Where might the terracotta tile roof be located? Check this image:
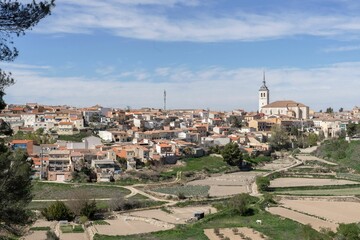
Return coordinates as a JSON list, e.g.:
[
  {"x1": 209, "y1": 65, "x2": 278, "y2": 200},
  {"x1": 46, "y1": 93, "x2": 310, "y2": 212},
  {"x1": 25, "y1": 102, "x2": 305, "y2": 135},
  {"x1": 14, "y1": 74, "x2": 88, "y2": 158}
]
[{"x1": 262, "y1": 100, "x2": 306, "y2": 108}]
